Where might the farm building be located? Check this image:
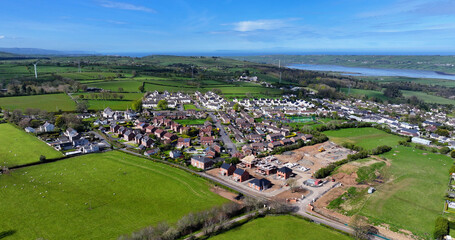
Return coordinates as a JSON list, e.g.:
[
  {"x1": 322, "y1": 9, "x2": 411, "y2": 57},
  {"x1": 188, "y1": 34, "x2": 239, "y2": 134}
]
[
  {"x1": 277, "y1": 167, "x2": 293, "y2": 179},
  {"x1": 249, "y1": 178, "x2": 271, "y2": 191},
  {"x1": 219, "y1": 163, "x2": 236, "y2": 176},
  {"x1": 233, "y1": 168, "x2": 250, "y2": 182},
  {"x1": 191, "y1": 156, "x2": 213, "y2": 170},
  {"x1": 411, "y1": 137, "x2": 431, "y2": 146}
]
